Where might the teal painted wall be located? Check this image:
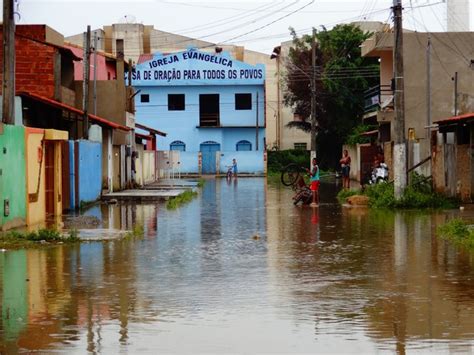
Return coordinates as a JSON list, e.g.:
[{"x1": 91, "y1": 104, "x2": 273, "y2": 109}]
[
  {"x1": 1, "y1": 251, "x2": 28, "y2": 340},
  {"x1": 0, "y1": 125, "x2": 26, "y2": 229}
]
